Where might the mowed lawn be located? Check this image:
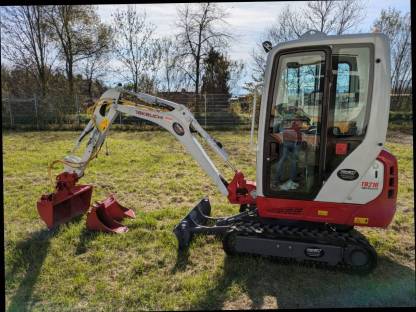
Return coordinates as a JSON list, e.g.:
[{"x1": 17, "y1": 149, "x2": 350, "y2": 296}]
[{"x1": 3, "y1": 129, "x2": 415, "y2": 310}]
